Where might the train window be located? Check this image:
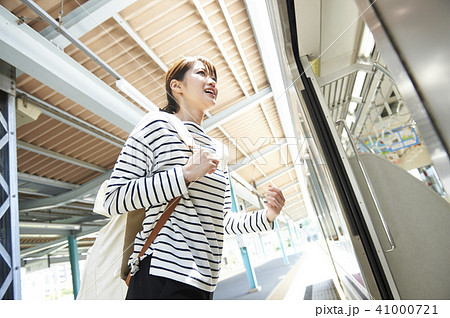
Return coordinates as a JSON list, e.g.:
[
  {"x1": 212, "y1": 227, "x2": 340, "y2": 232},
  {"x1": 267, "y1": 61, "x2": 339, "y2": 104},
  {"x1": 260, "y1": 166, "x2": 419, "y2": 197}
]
[{"x1": 321, "y1": 41, "x2": 447, "y2": 199}]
